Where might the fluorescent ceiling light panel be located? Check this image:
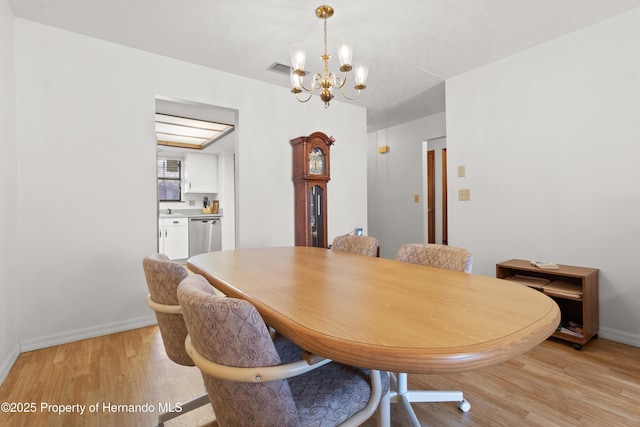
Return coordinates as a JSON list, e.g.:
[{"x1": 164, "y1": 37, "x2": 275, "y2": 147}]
[{"x1": 155, "y1": 113, "x2": 234, "y2": 150}]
